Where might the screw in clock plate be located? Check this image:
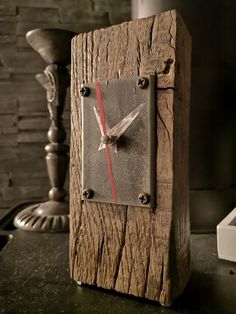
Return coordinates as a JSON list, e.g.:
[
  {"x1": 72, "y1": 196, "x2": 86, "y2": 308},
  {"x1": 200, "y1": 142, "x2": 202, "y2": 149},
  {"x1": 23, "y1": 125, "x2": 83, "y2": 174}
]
[
  {"x1": 80, "y1": 86, "x2": 90, "y2": 97},
  {"x1": 138, "y1": 193, "x2": 150, "y2": 205},
  {"x1": 83, "y1": 189, "x2": 94, "y2": 199},
  {"x1": 136, "y1": 77, "x2": 149, "y2": 89}
]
